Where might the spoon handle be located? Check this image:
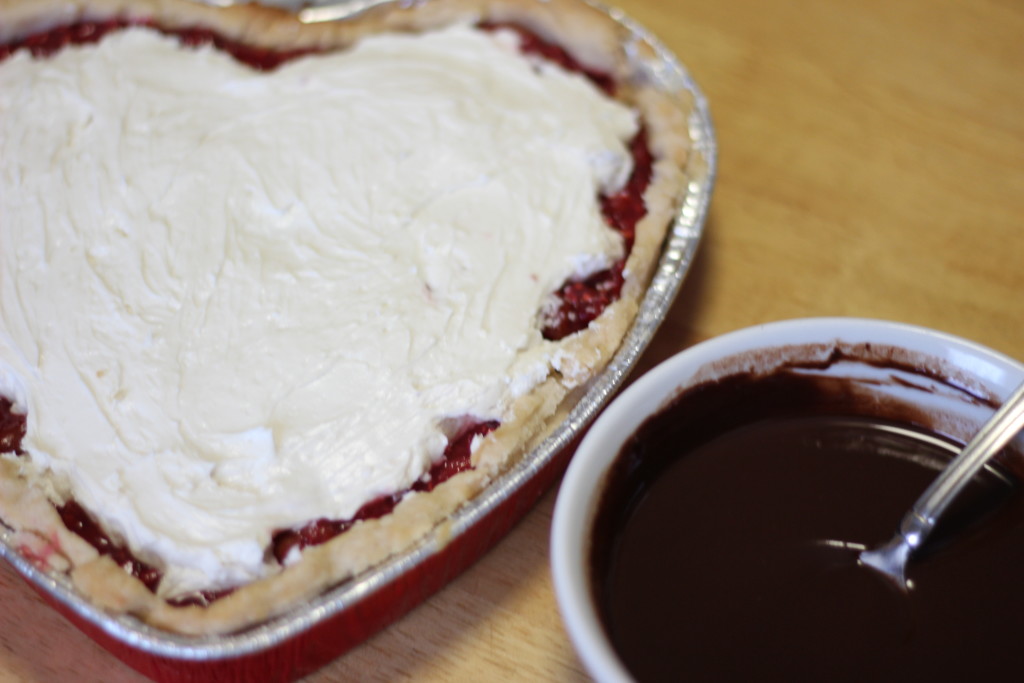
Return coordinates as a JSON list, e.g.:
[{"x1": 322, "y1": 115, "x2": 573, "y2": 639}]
[
  {"x1": 299, "y1": 0, "x2": 396, "y2": 23},
  {"x1": 899, "y1": 380, "x2": 1024, "y2": 550}
]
